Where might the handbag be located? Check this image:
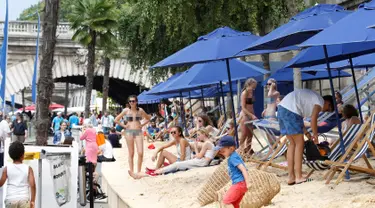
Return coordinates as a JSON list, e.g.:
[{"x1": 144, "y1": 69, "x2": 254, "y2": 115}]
[{"x1": 304, "y1": 140, "x2": 325, "y2": 161}]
